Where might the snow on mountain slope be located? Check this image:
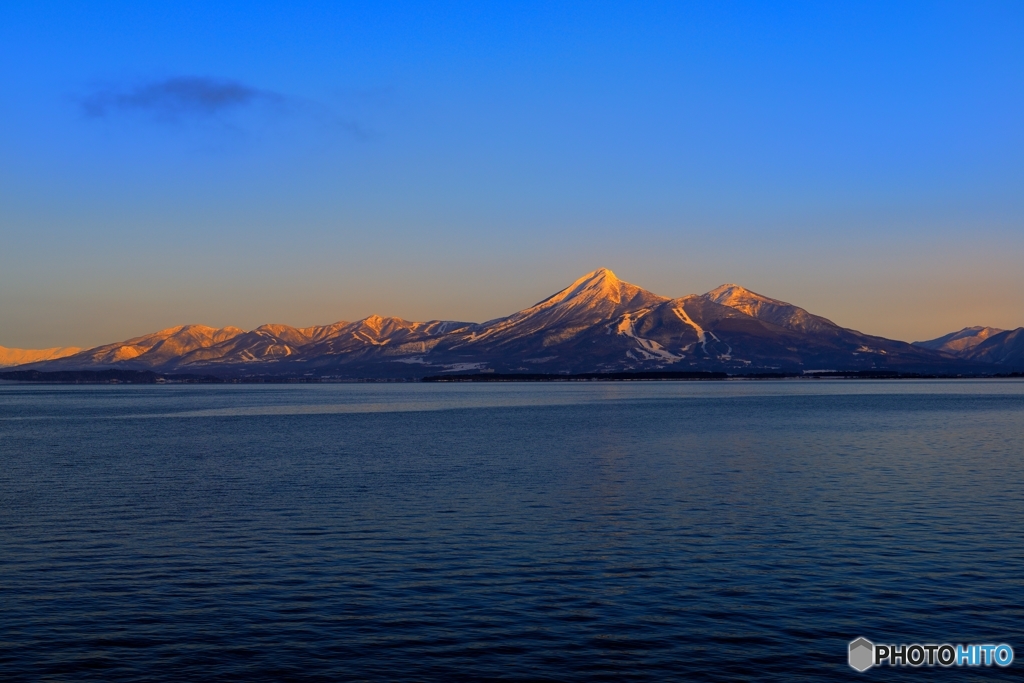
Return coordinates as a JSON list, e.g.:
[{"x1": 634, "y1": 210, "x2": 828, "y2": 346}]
[
  {"x1": 128, "y1": 325, "x2": 249, "y2": 365},
  {"x1": 624, "y1": 295, "x2": 809, "y2": 366},
  {"x1": 612, "y1": 310, "x2": 684, "y2": 362},
  {"x1": 12, "y1": 268, "x2": 1005, "y2": 376},
  {"x1": 703, "y1": 284, "x2": 840, "y2": 334},
  {"x1": 624, "y1": 297, "x2": 738, "y2": 361},
  {"x1": 298, "y1": 321, "x2": 350, "y2": 342},
  {"x1": 448, "y1": 268, "x2": 667, "y2": 350},
  {"x1": 158, "y1": 318, "x2": 474, "y2": 368},
  {"x1": 172, "y1": 325, "x2": 313, "y2": 367},
  {"x1": 521, "y1": 268, "x2": 666, "y2": 321},
  {"x1": 25, "y1": 325, "x2": 246, "y2": 369},
  {"x1": 0, "y1": 346, "x2": 81, "y2": 368},
  {"x1": 963, "y1": 327, "x2": 1024, "y2": 366},
  {"x1": 302, "y1": 316, "x2": 474, "y2": 358},
  {"x1": 914, "y1": 326, "x2": 1005, "y2": 355}
]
